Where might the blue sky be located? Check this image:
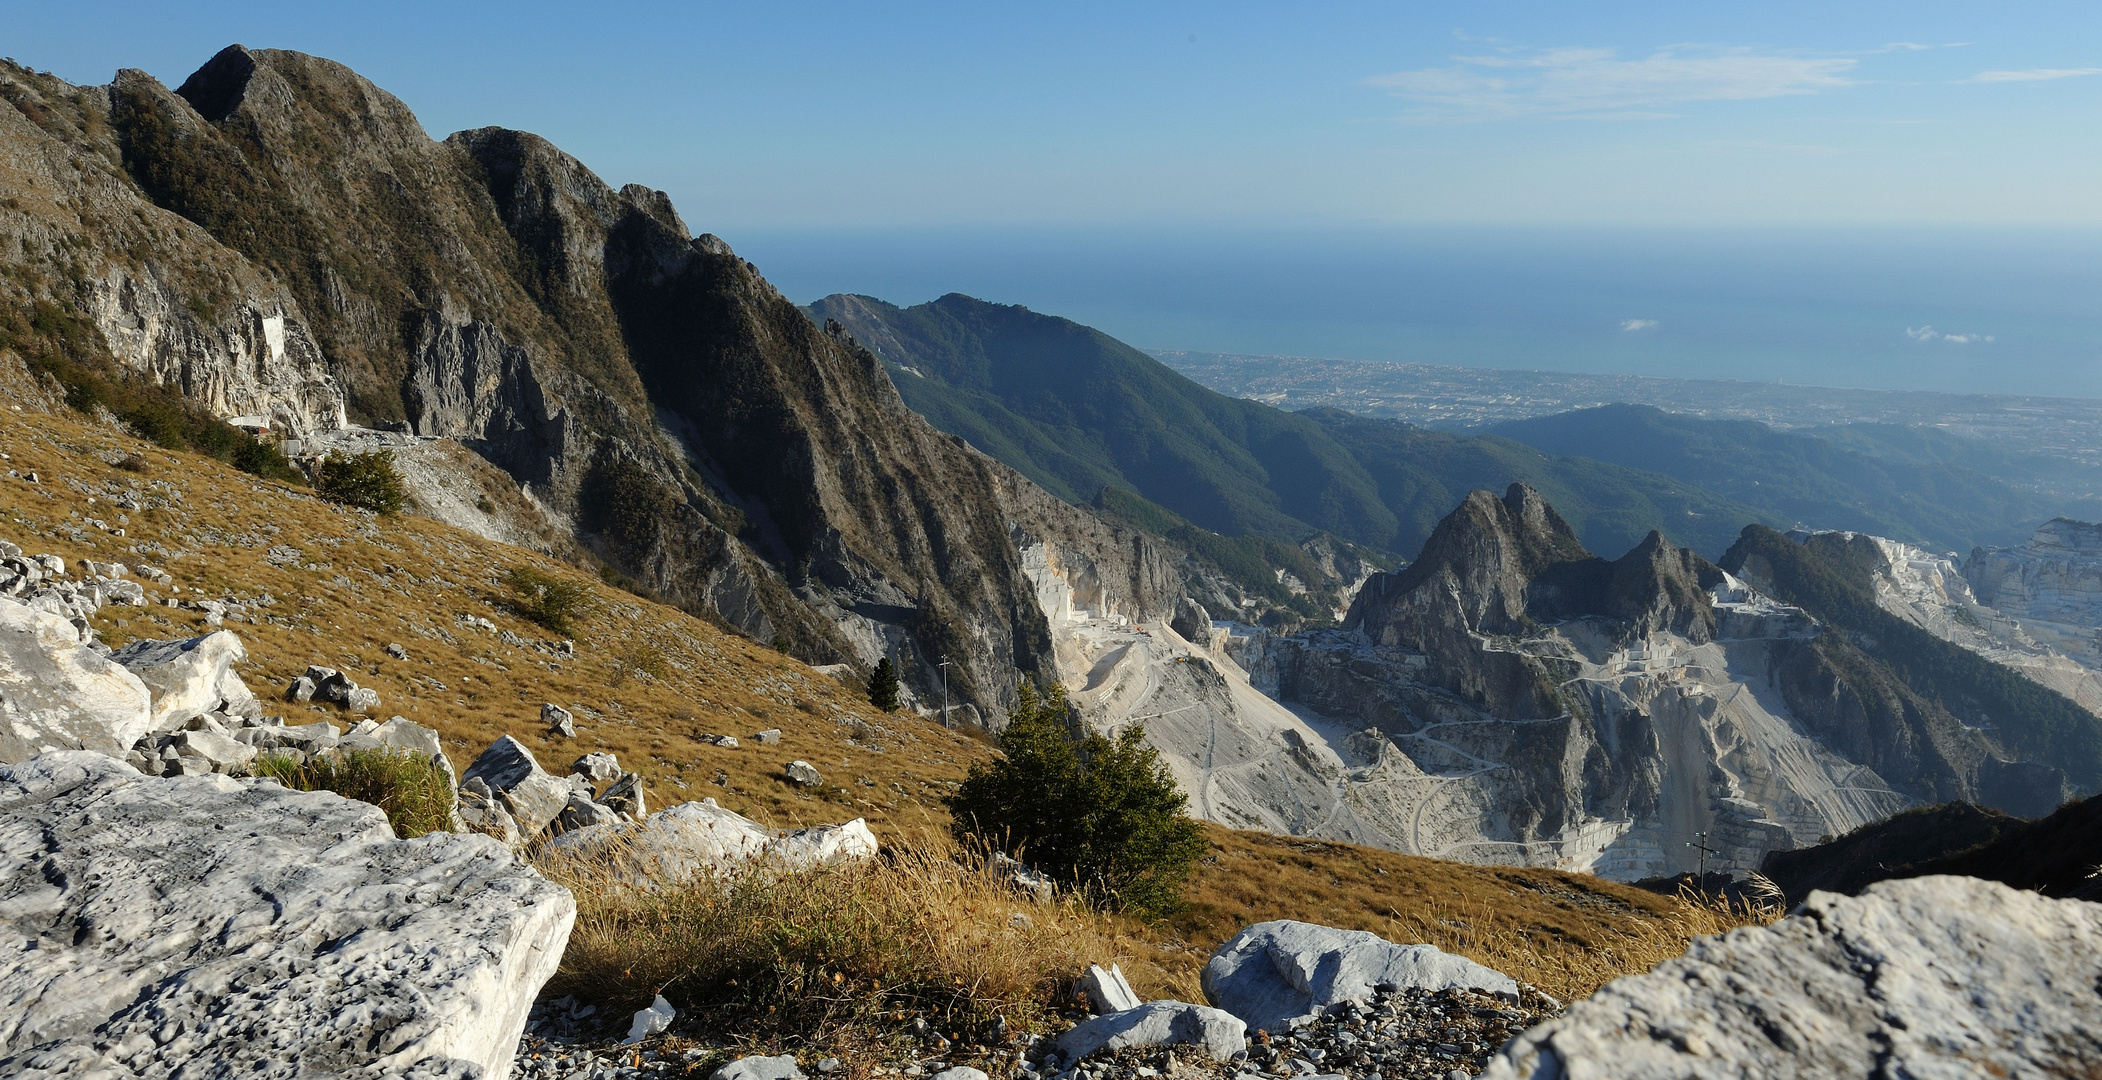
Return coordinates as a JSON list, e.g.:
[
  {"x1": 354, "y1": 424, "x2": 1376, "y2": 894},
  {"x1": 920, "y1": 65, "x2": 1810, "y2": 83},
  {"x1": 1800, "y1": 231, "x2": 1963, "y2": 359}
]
[{"x1": 10, "y1": 2, "x2": 2102, "y2": 229}]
